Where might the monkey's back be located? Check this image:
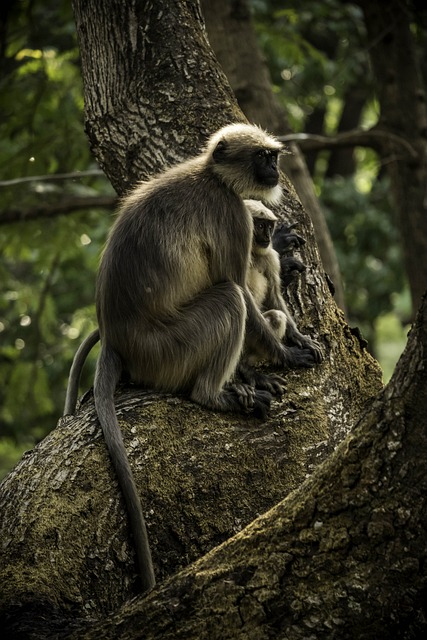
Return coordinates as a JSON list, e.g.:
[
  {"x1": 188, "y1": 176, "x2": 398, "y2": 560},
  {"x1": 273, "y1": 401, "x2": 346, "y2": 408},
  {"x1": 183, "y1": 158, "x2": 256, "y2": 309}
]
[{"x1": 96, "y1": 158, "x2": 252, "y2": 340}]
